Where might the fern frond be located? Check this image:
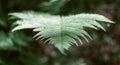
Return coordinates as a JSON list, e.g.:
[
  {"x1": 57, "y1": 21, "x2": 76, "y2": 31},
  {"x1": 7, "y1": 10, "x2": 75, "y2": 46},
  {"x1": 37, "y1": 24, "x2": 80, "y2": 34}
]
[{"x1": 9, "y1": 12, "x2": 114, "y2": 54}]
